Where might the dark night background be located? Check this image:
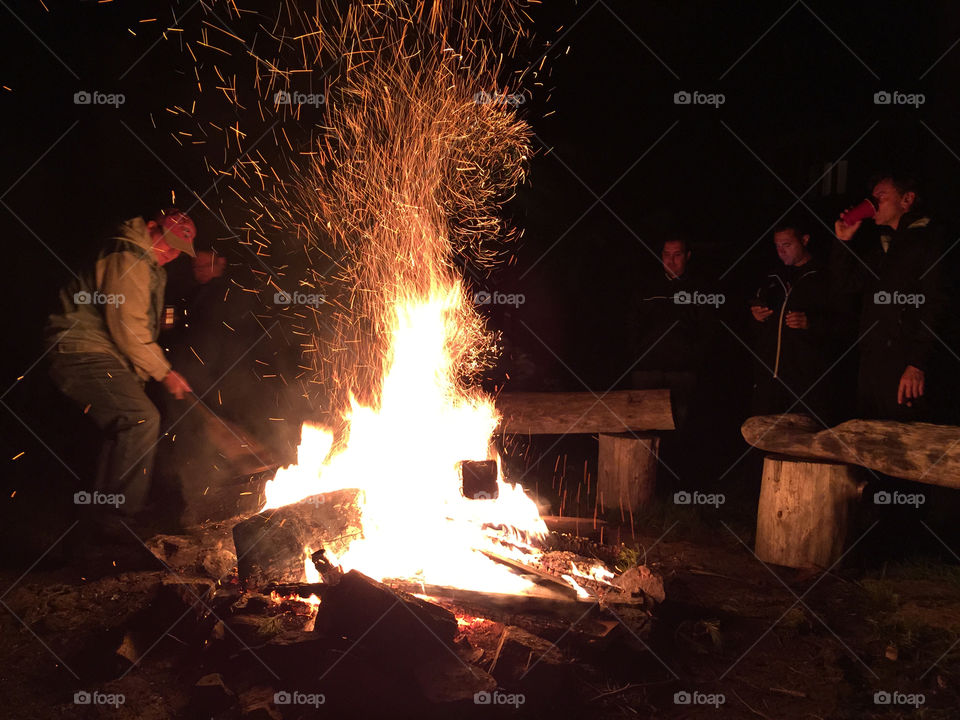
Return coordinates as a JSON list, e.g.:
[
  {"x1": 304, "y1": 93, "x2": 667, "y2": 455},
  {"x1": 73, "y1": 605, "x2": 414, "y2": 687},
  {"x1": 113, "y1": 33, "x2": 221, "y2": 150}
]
[{"x1": 3, "y1": 1, "x2": 960, "y2": 524}]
